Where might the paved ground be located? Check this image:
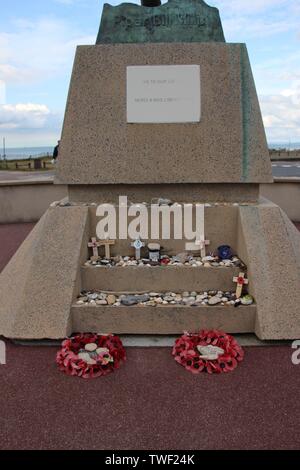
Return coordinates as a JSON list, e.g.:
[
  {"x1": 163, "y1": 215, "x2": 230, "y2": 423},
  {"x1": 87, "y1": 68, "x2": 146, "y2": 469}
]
[
  {"x1": 0, "y1": 162, "x2": 300, "y2": 183},
  {"x1": 0, "y1": 170, "x2": 54, "y2": 182},
  {"x1": 0, "y1": 342, "x2": 299, "y2": 450},
  {"x1": 0, "y1": 223, "x2": 35, "y2": 270},
  {"x1": 272, "y1": 161, "x2": 300, "y2": 178},
  {"x1": 0, "y1": 223, "x2": 299, "y2": 450}
]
